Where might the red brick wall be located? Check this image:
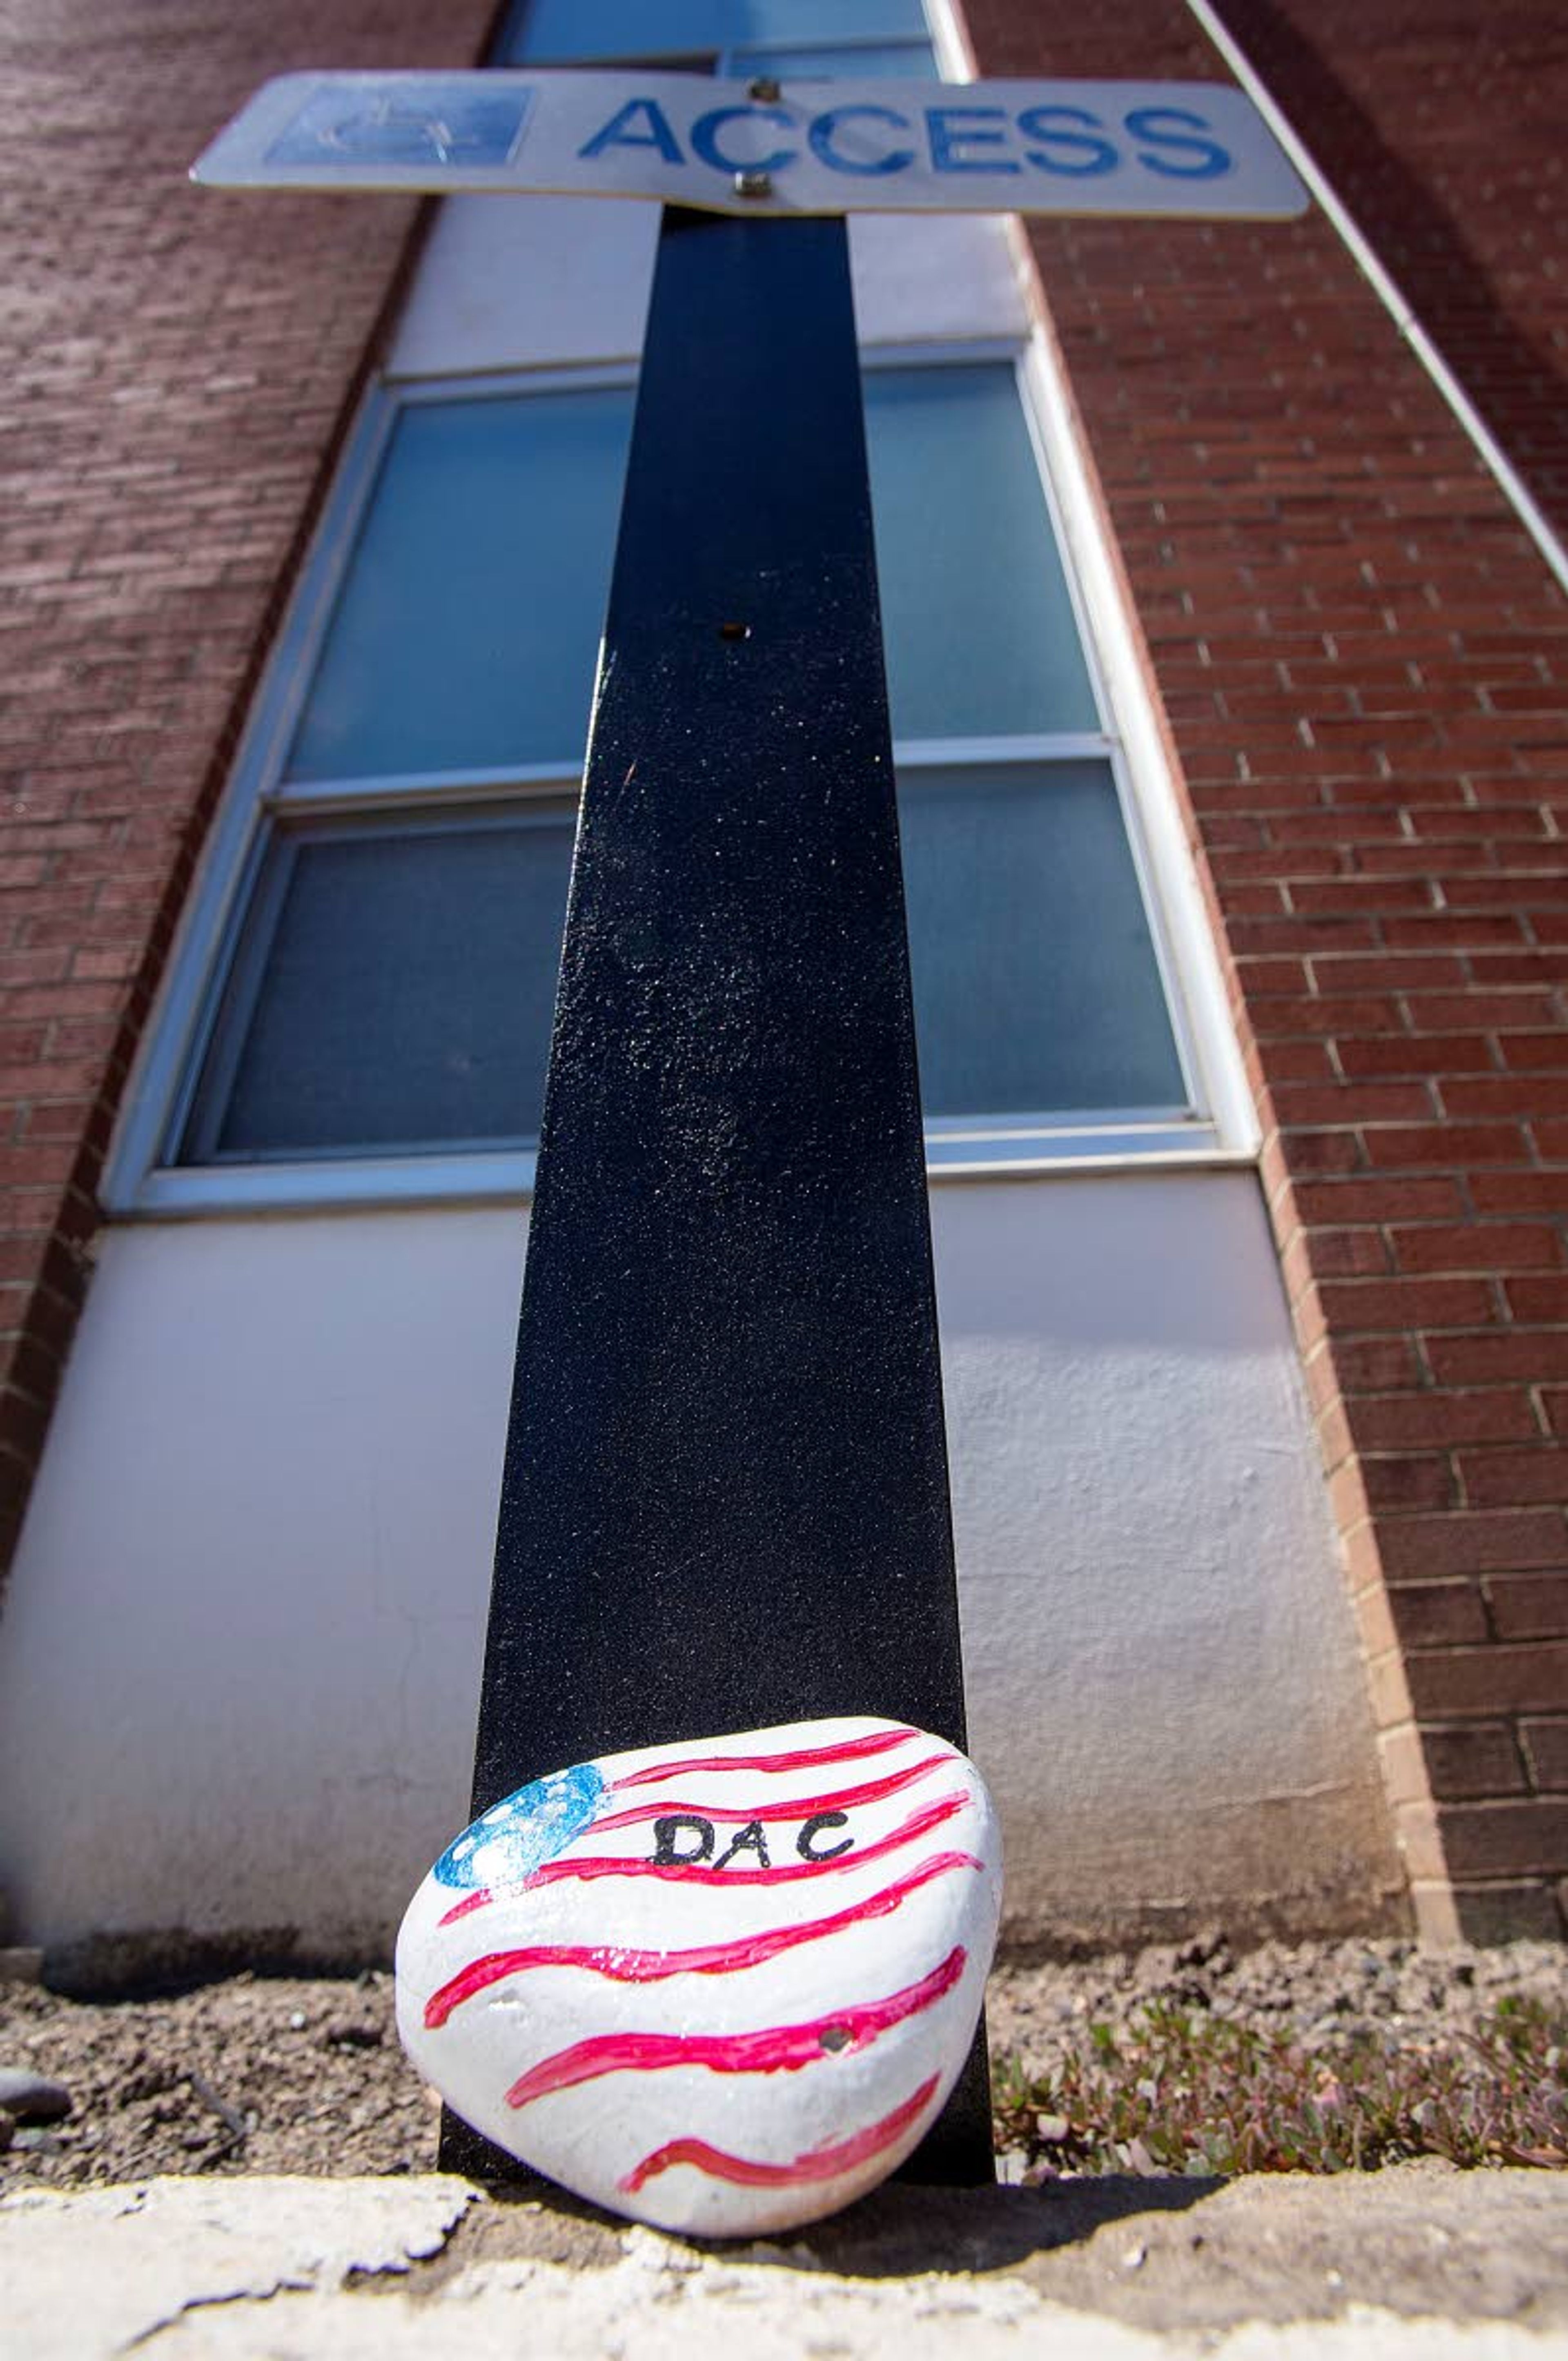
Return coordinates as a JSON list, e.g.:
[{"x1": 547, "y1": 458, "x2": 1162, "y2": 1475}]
[
  {"x1": 0, "y1": 0, "x2": 498, "y2": 1568},
  {"x1": 964, "y1": 0, "x2": 1568, "y2": 1935},
  {"x1": 4, "y1": 0, "x2": 1564, "y2": 1940}
]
